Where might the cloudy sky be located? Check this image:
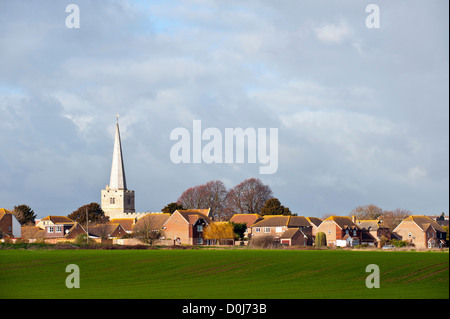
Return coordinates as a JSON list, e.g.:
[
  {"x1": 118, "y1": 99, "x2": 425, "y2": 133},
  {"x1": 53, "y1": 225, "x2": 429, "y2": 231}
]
[{"x1": 0, "y1": 0, "x2": 448, "y2": 219}]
